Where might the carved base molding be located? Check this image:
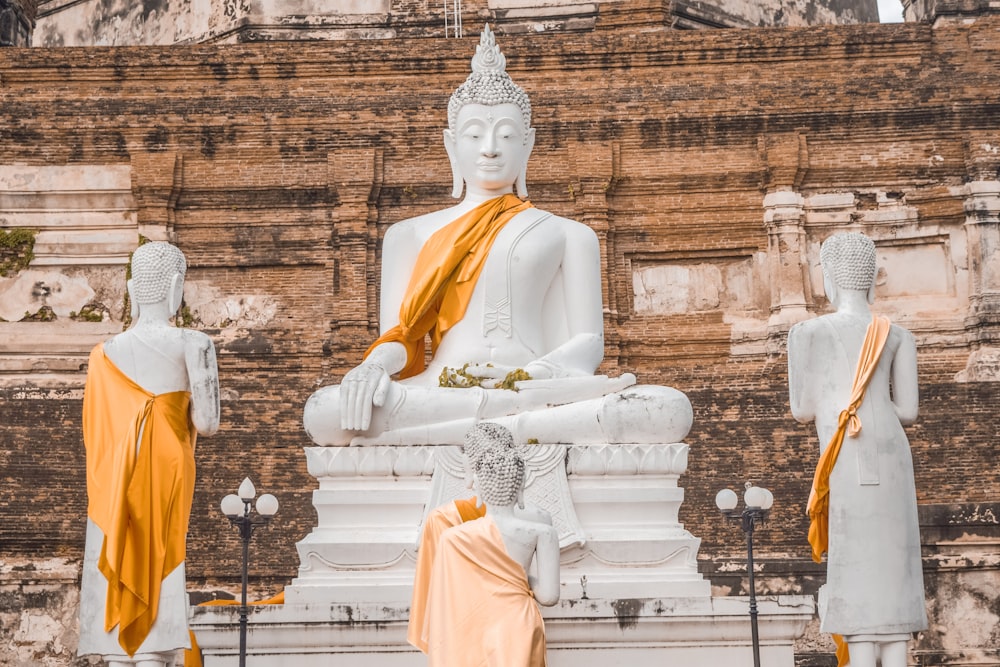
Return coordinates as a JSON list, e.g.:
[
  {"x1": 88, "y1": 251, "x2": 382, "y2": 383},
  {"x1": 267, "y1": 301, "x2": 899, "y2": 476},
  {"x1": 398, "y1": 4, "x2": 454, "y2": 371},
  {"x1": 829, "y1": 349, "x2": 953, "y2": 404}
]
[
  {"x1": 287, "y1": 442, "x2": 708, "y2": 604},
  {"x1": 190, "y1": 595, "x2": 814, "y2": 666}
]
